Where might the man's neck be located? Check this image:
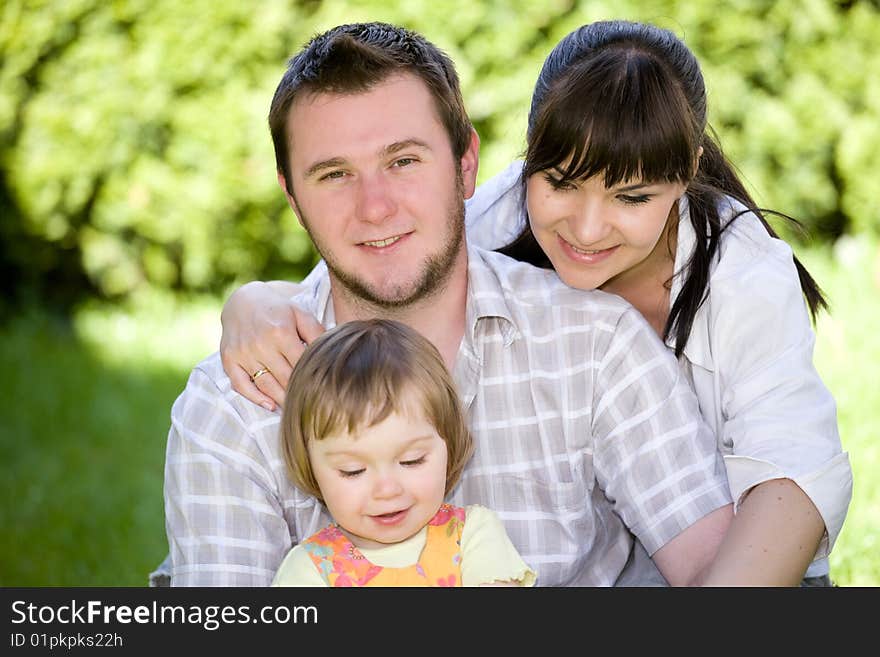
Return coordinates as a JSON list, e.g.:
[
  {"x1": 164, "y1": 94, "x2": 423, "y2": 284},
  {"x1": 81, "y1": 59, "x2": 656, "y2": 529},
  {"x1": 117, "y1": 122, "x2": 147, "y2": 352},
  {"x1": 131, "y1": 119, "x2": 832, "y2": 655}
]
[{"x1": 330, "y1": 249, "x2": 469, "y2": 370}]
